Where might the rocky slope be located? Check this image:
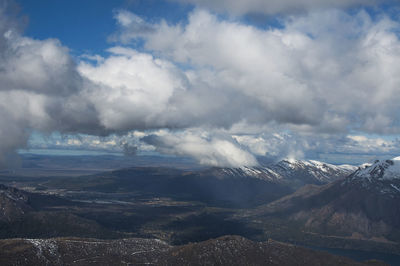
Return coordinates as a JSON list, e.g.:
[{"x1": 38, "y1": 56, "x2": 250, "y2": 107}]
[
  {"x1": 0, "y1": 184, "x2": 119, "y2": 239},
  {"x1": 0, "y1": 235, "x2": 385, "y2": 266},
  {"x1": 0, "y1": 184, "x2": 33, "y2": 222},
  {"x1": 247, "y1": 157, "x2": 400, "y2": 245}
]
